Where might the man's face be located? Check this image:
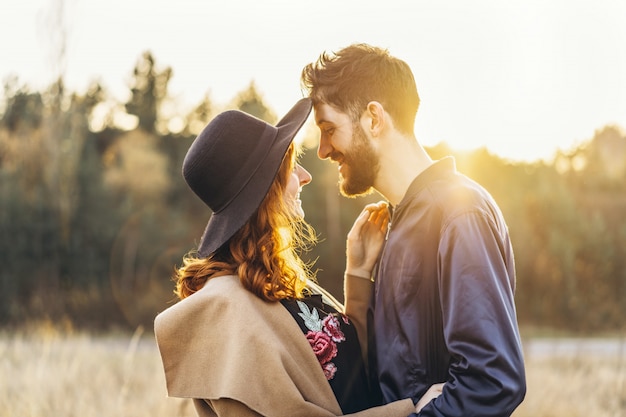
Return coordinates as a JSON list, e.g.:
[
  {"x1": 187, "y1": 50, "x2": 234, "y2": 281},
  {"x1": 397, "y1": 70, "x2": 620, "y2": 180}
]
[{"x1": 314, "y1": 103, "x2": 379, "y2": 197}]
